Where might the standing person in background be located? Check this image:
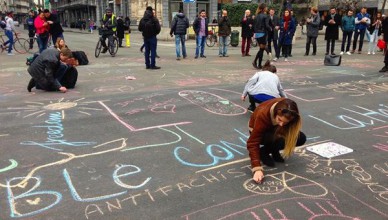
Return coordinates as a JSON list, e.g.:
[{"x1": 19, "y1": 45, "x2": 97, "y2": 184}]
[
  {"x1": 89, "y1": 19, "x2": 95, "y2": 33},
  {"x1": 138, "y1": 6, "x2": 161, "y2": 69},
  {"x1": 34, "y1": 10, "x2": 50, "y2": 53},
  {"x1": 340, "y1": 9, "x2": 355, "y2": 55},
  {"x1": 44, "y1": 9, "x2": 64, "y2": 45},
  {"x1": 267, "y1": 8, "x2": 280, "y2": 61},
  {"x1": 218, "y1": 9, "x2": 231, "y2": 57},
  {"x1": 193, "y1": 10, "x2": 209, "y2": 59},
  {"x1": 1, "y1": 11, "x2": 17, "y2": 55},
  {"x1": 367, "y1": 12, "x2": 382, "y2": 55},
  {"x1": 380, "y1": 14, "x2": 388, "y2": 73},
  {"x1": 252, "y1": 3, "x2": 270, "y2": 69},
  {"x1": 288, "y1": 9, "x2": 297, "y2": 57},
  {"x1": 324, "y1": 7, "x2": 341, "y2": 55},
  {"x1": 352, "y1": 7, "x2": 370, "y2": 54},
  {"x1": 241, "y1": 9, "x2": 254, "y2": 57},
  {"x1": 116, "y1": 16, "x2": 125, "y2": 47},
  {"x1": 124, "y1": 16, "x2": 131, "y2": 33},
  {"x1": 278, "y1": 9, "x2": 295, "y2": 62},
  {"x1": 304, "y1": 7, "x2": 320, "y2": 56},
  {"x1": 170, "y1": 9, "x2": 189, "y2": 60},
  {"x1": 26, "y1": 10, "x2": 36, "y2": 50}
]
